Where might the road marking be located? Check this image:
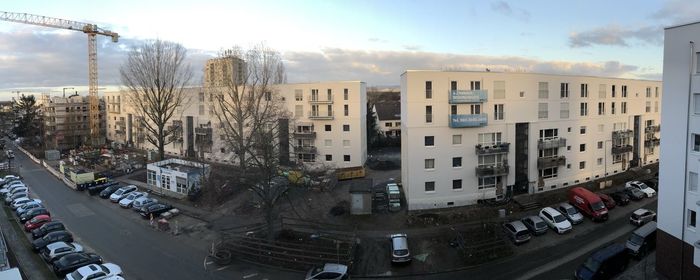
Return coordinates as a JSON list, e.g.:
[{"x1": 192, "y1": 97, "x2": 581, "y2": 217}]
[
  {"x1": 216, "y1": 265, "x2": 231, "y2": 271},
  {"x1": 243, "y1": 273, "x2": 258, "y2": 279}
]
